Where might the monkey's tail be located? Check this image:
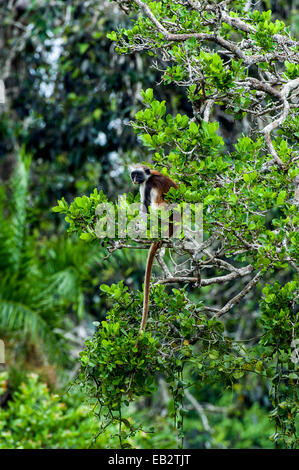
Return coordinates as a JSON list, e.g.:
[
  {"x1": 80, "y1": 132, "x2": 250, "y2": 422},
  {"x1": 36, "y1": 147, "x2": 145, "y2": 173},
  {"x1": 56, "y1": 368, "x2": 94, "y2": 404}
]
[{"x1": 139, "y1": 241, "x2": 161, "y2": 334}]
